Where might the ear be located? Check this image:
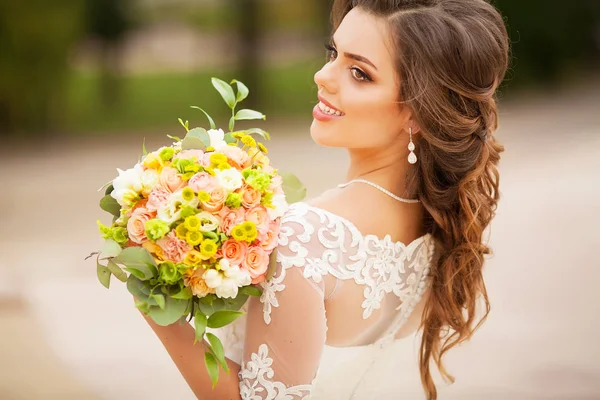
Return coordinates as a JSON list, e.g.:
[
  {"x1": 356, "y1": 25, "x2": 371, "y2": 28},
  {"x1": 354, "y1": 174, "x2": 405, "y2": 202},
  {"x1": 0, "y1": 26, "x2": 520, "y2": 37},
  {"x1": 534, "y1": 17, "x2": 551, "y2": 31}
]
[{"x1": 407, "y1": 117, "x2": 421, "y2": 135}]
